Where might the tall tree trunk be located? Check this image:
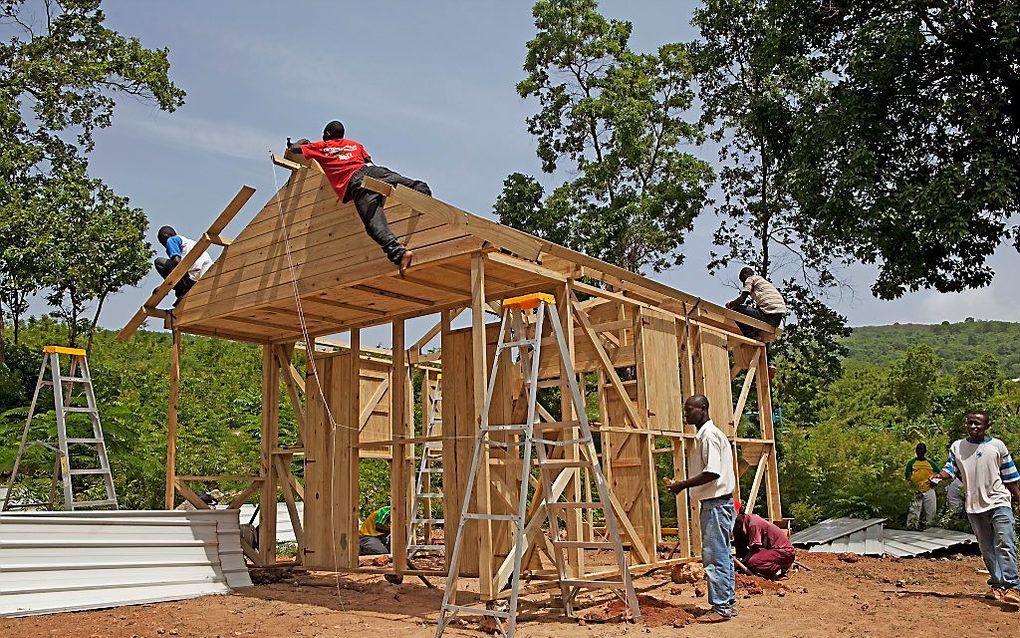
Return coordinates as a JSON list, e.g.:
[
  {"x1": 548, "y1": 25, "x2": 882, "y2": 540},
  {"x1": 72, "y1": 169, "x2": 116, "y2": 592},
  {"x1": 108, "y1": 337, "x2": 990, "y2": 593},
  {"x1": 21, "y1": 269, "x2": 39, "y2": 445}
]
[
  {"x1": 760, "y1": 145, "x2": 771, "y2": 276},
  {"x1": 0, "y1": 302, "x2": 6, "y2": 366},
  {"x1": 86, "y1": 293, "x2": 108, "y2": 355}
]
